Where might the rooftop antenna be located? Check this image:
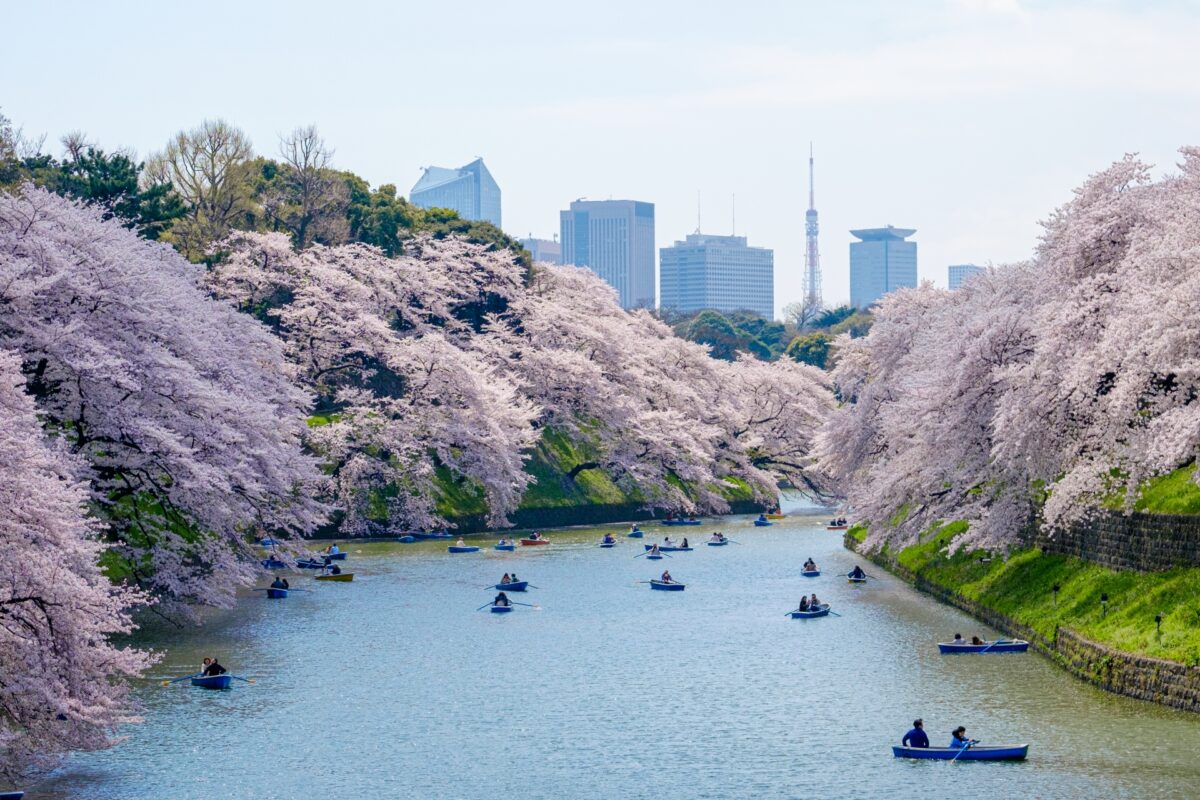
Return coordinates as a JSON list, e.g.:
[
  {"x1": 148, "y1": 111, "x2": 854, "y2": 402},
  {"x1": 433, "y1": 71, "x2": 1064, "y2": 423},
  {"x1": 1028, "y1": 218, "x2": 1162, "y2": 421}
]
[{"x1": 696, "y1": 190, "x2": 702, "y2": 234}]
